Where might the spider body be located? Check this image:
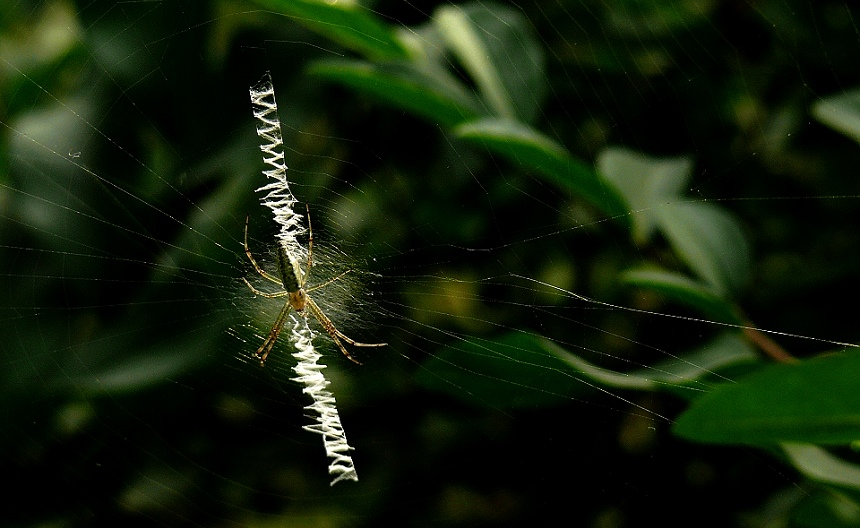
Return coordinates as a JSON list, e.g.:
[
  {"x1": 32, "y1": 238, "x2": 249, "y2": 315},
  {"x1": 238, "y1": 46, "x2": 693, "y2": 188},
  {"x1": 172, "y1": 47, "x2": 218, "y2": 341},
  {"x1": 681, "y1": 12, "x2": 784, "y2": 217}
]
[
  {"x1": 275, "y1": 245, "x2": 303, "y2": 293},
  {"x1": 275, "y1": 246, "x2": 308, "y2": 312},
  {"x1": 243, "y1": 210, "x2": 386, "y2": 366}
]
